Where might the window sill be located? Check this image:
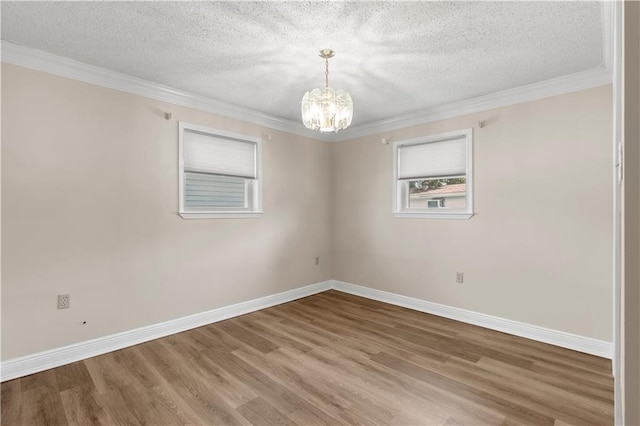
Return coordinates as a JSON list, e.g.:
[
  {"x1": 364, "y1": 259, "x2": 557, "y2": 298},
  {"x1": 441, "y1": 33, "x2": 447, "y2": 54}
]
[
  {"x1": 393, "y1": 211, "x2": 474, "y2": 220},
  {"x1": 179, "y1": 211, "x2": 263, "y2": 219}
]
